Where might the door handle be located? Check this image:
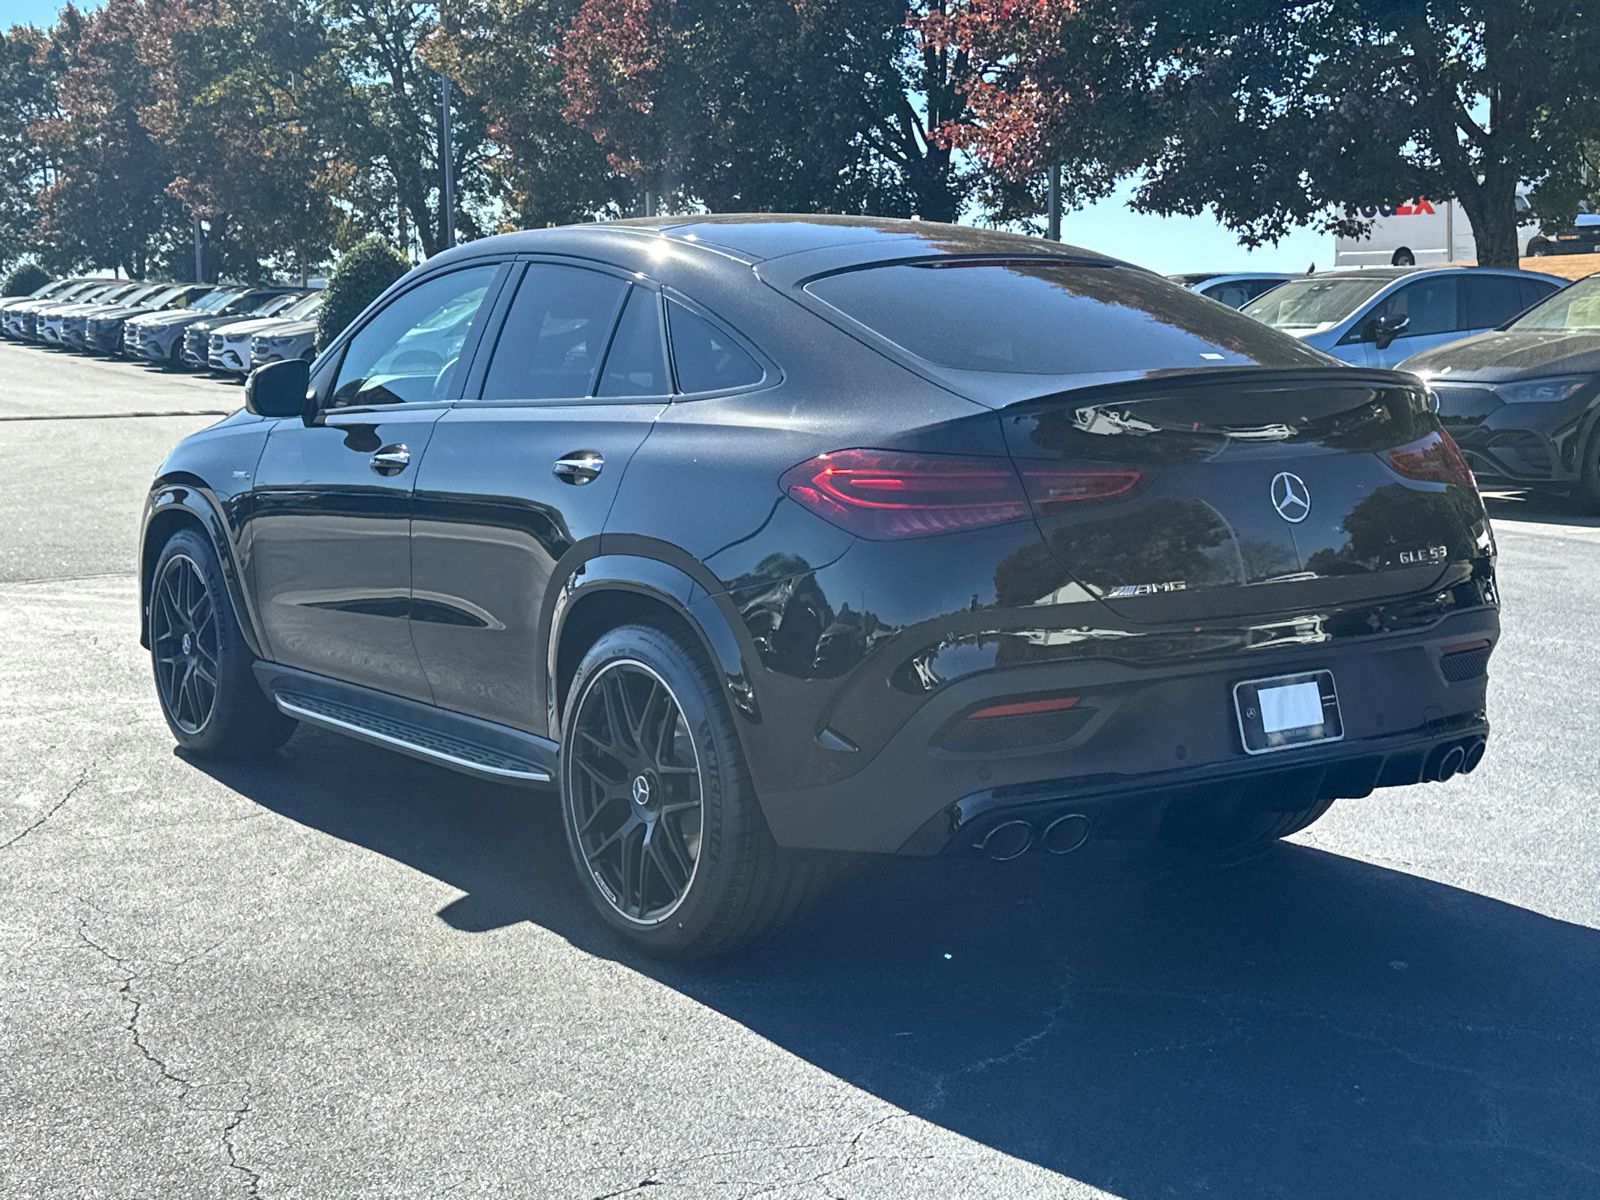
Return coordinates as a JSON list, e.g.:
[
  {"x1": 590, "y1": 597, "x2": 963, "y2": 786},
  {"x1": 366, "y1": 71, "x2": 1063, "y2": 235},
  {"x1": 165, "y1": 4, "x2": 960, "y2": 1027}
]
[
  {"x1": 369, "y1": 444, "x2": 411, "y2": 476},
  {"x1": 553, "y1": 449, "x2": 604, "y2": 485}
]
